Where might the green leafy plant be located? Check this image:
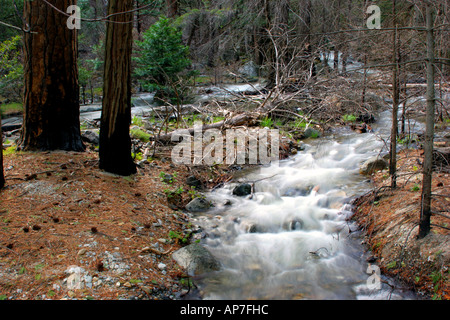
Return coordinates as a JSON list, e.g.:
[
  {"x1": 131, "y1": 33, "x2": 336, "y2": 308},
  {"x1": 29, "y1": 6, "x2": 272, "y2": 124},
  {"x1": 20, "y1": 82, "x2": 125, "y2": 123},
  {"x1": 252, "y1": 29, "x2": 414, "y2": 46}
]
[
  {"x1": 132, "y1": 152, "x2": 143, "y2": 161},
  {"x1": 164, "y1": 186, "x2": 184, "y2": 197},
  {"x1": 342, "y1": 114, "x2": 357, "y2": 123},
  {"x1": 130, "y1": 279, "x2": 143, "y2": 284},
  {"x1": 386, "y1": 260, "x2": 397, "y2": 269},
  {"x1": 160, "y1": 171, "x2": 177, "y2": 184},
  {"x1": 260, "y1": 116, "x2": 274, "y2": 128},
  {"x1": 132, "y1": 115, "x2": 144, "y2": 127},
  {"x1": 0, "y1": 35, "x2": 23, "y2": 104},
  {"x1": 290, "y1": 118, "x2": 308, "y2": 129},
  {"x1": 168, "y1": 230, "x2": 190, "y2": 244},
  {"x1": 188, "y1": 186, "x2": 205, "y2": 200}
]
